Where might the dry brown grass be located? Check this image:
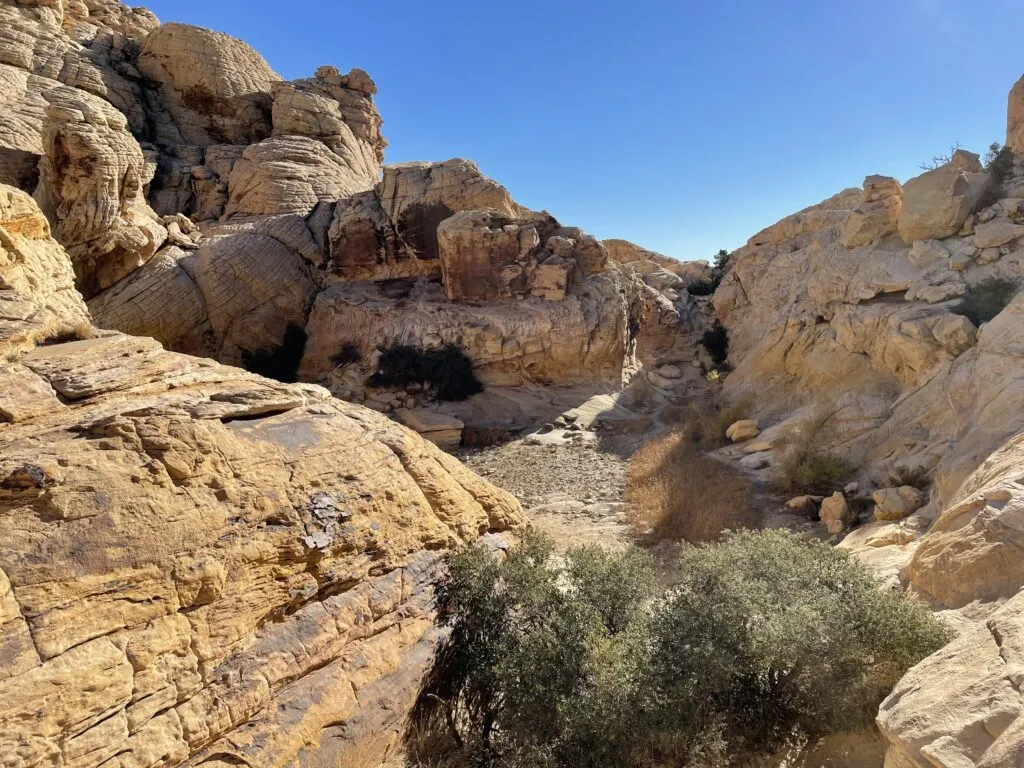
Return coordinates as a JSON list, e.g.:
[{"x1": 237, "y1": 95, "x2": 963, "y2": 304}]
[
  {"x1": 659, "y1": 397, "x2": 754, "y2": 449},
  {"x1": 460, "y1": 426, "x2": 515, "y2": 449},
  {"x1": 625, "y1": 430, "x2": 756, "y2": 543}
]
